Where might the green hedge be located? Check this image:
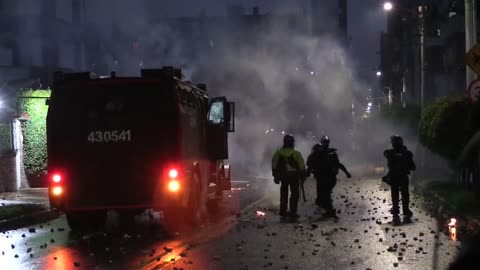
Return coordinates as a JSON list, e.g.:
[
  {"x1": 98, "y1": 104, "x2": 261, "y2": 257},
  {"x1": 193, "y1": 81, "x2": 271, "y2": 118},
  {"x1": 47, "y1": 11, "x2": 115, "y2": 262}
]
[
  {"x1": 19, "y1": 89, "x2": 51, "y2": 186},
  {"x1": 419, "y1": 96, "x2": 475, "y2": 162}
]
